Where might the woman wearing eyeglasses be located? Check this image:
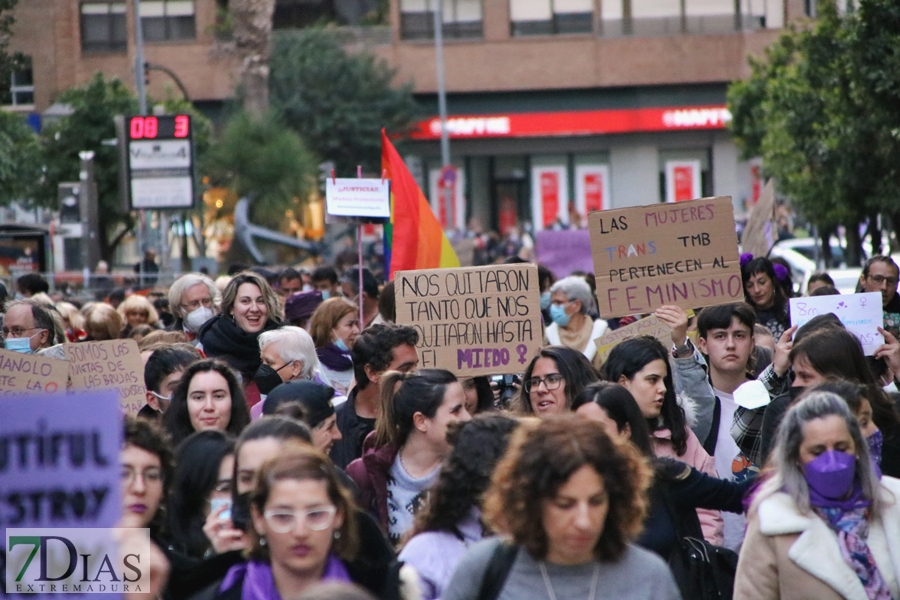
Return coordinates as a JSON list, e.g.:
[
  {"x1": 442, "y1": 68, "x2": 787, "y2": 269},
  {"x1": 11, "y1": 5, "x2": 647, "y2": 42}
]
[
  {"x1": 514, "y1": 346, "x2": 599, "y2": 417},
  {"x1": 191, "y1": 444, "x2": 417, "y2": 600}
]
